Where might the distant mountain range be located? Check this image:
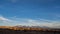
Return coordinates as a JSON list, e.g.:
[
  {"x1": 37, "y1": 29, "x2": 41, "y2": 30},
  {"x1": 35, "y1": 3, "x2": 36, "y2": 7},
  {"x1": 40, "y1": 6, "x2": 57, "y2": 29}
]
[
  {"x1": 0, "y1": 26, "x2": 60, "y2": 31},
  {"x1": 15, "y1": 25, "x2": 50, "y2": 29}
]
